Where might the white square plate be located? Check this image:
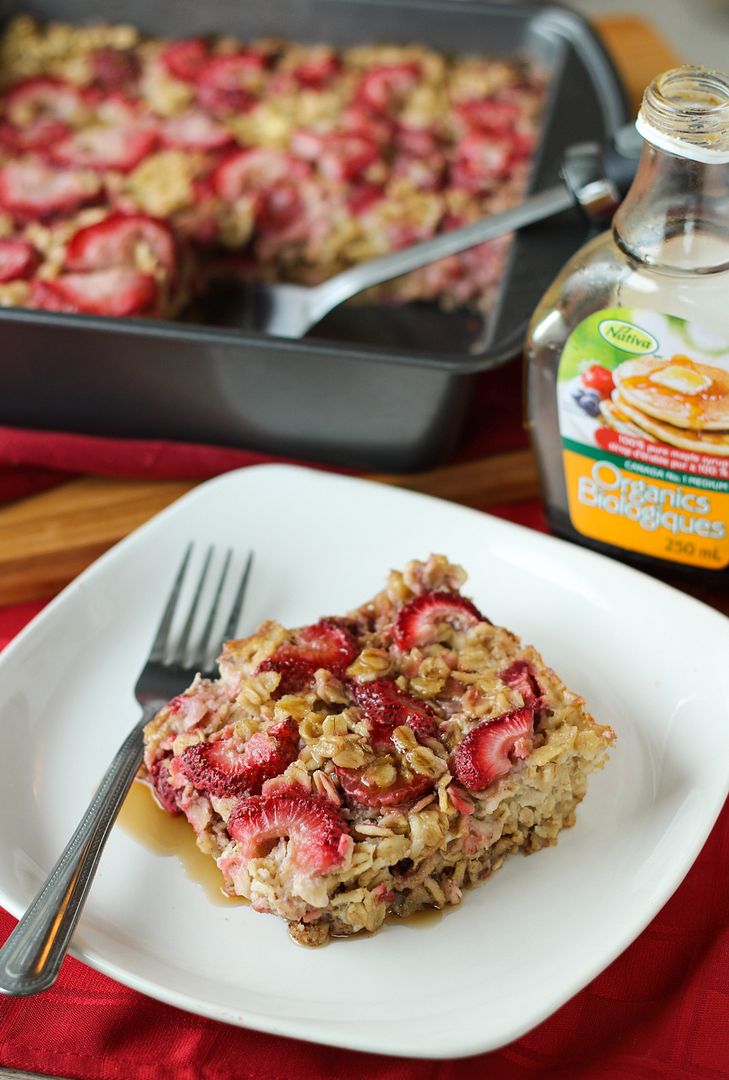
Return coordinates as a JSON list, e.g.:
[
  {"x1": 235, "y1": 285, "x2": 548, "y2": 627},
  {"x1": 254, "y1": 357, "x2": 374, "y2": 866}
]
[{"x1": 1, "y1": 465, "x2": 728, "y2": 1059}]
